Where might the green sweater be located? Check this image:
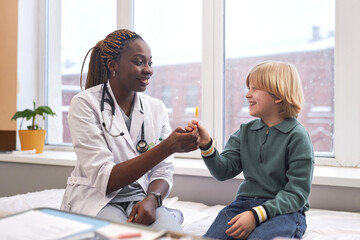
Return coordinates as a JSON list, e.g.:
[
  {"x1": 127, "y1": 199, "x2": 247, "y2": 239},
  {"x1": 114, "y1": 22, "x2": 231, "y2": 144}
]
[{"x1": 203, "y1": 118, "x2": 314, "y2": 219}]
